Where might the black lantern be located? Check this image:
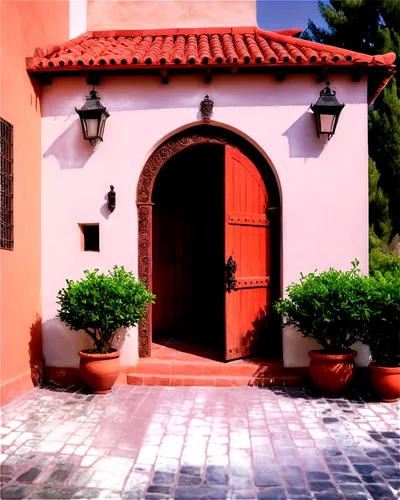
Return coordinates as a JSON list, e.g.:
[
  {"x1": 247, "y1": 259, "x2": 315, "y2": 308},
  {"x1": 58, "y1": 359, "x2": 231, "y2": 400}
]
[
  {"x1": 75, "y1": 89, "x2": 110, "y2": 145},
  {"x1": 107, "y1": 185, "x2": 116, "y2": 213},
  {"x1": 311, "y1": 82, "x2": 345, "y2": 139}
]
